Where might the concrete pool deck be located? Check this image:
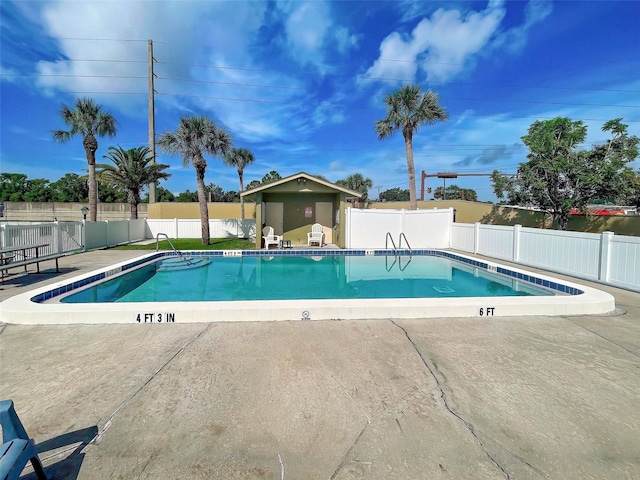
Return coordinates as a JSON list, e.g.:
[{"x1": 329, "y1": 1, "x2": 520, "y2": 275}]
[{"x1": 1, "y1": 250, "x2": 639, "y2": 479}]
